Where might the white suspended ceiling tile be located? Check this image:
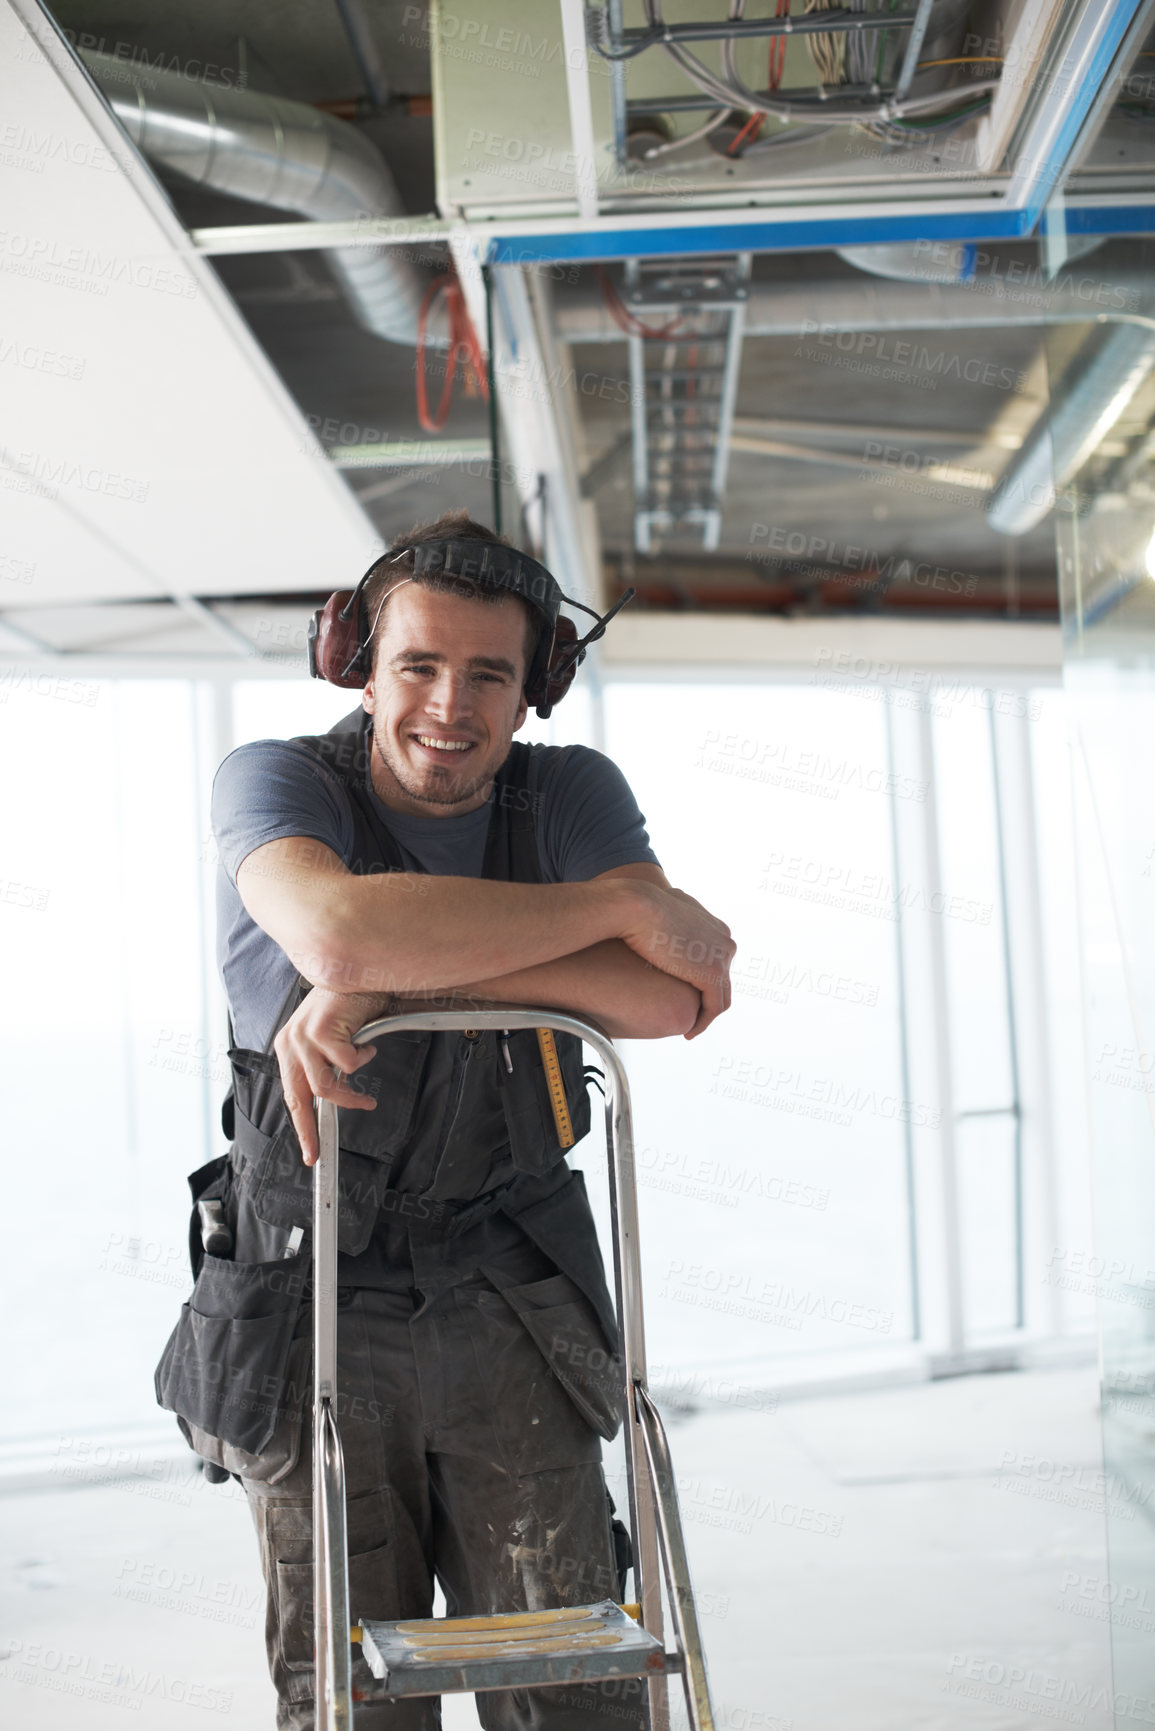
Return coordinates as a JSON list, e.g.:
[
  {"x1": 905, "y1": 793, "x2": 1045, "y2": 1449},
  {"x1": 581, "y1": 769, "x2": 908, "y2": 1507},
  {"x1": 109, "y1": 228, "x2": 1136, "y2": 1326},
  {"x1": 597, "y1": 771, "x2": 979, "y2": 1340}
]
[
  {"x1": 1, "y1": 600, "x2": 214, "y2": 653},
  {"x1": 0, "y1": 0, "x2": 376, "y2": 613},
  {"x1": 0, "y1": 477, "x2": 153, "y2": 600}
]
